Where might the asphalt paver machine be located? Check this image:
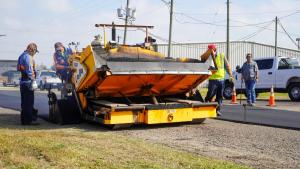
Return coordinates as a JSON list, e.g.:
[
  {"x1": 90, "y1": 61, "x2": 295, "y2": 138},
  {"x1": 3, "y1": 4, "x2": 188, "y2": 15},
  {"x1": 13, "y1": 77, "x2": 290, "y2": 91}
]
[{"x1": 48, "y1": 23, "x2": 217, "y2": 128}]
